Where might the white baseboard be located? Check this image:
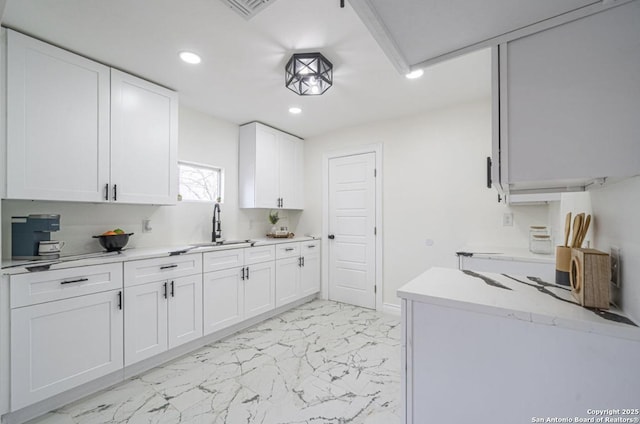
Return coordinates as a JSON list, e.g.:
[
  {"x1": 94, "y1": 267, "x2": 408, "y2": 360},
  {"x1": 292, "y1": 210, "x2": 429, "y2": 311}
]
[{"x1": 382, "y1": 302, "x2": 401, "y2": 316}]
